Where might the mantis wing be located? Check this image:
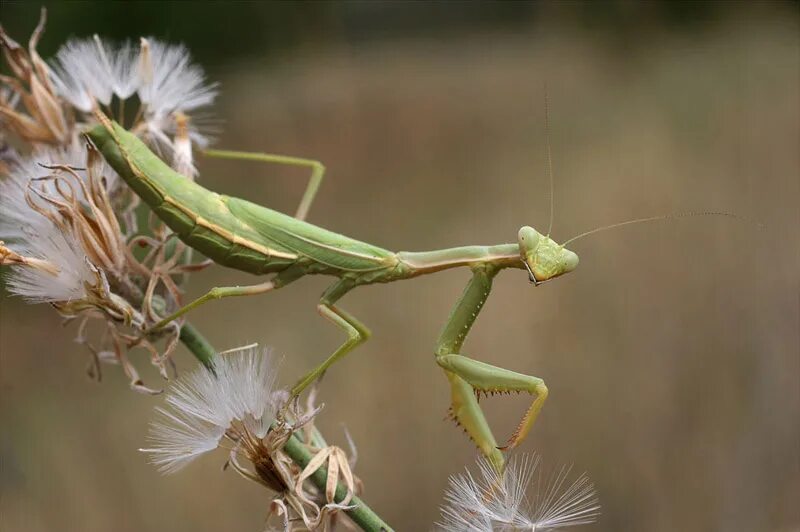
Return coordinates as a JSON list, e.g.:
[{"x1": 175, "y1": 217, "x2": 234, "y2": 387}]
[{"x1": 225, "y1": 197, "x2": 396, "y2": 273}]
